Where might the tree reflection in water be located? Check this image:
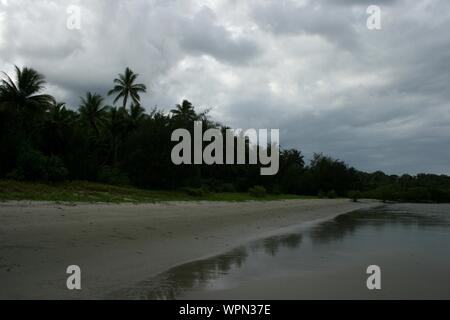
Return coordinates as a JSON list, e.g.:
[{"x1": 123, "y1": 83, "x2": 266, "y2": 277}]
[
  {"x1": 308, "y1": 206, "x2": 448, "y2": 245},
  {"x1": 109, "y1": 233, "x2": 303, "y2": 299},
  {"x1": 108, "y1": 205, "x2": 449, "y2": 300}
]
